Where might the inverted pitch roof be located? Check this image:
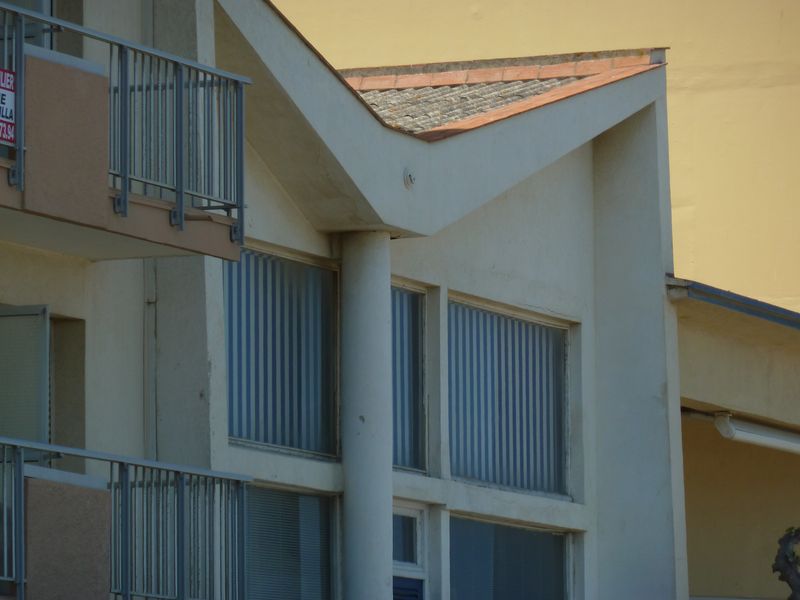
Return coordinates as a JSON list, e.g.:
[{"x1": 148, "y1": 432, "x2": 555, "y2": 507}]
[{"x1": 341, "y1": 49, "x2": 665, "y2": 141}]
